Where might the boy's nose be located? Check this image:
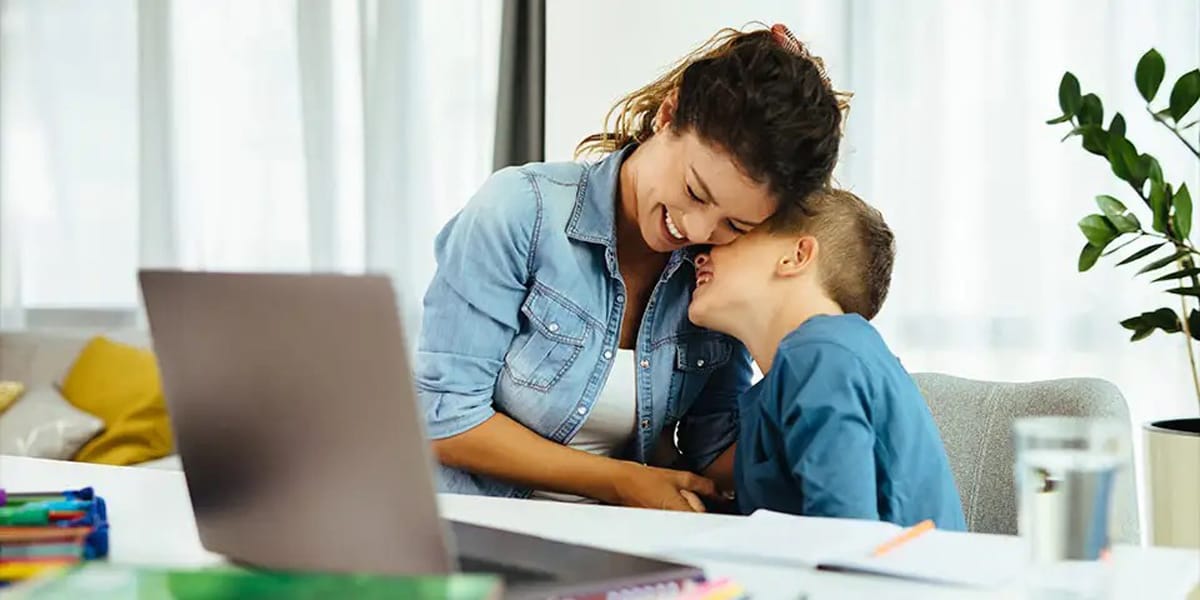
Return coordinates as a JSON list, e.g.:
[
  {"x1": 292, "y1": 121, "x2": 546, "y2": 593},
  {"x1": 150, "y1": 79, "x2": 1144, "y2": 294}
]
[{"x1": 695, "y1": 253, "x2": 710, "y2": 267}]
